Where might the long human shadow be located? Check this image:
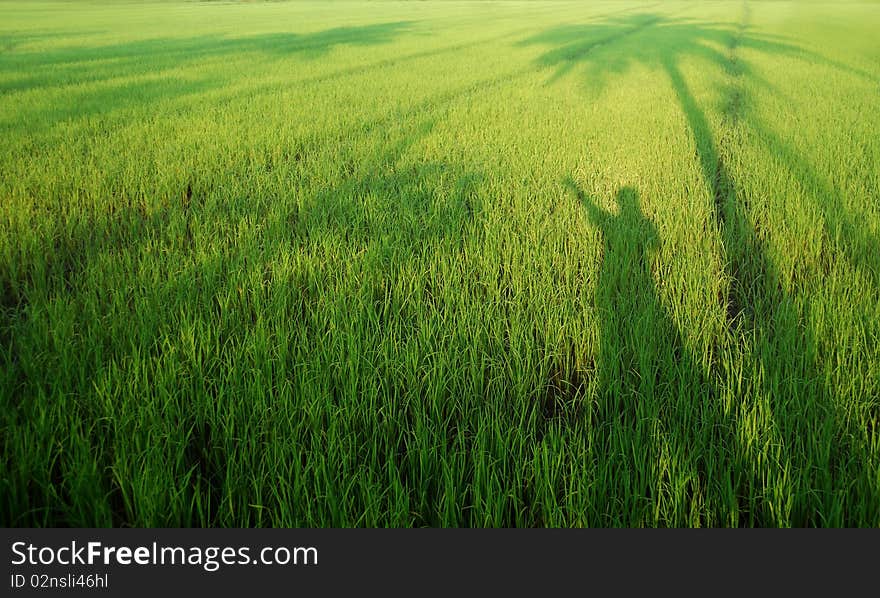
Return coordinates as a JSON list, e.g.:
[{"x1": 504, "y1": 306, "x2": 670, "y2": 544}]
[
  {"x1": 563, "y1": 181, "x2": 740, "y2": 525},
  {"x1": 531, "y1": 9, "x2": 879, "y2": 523}
]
